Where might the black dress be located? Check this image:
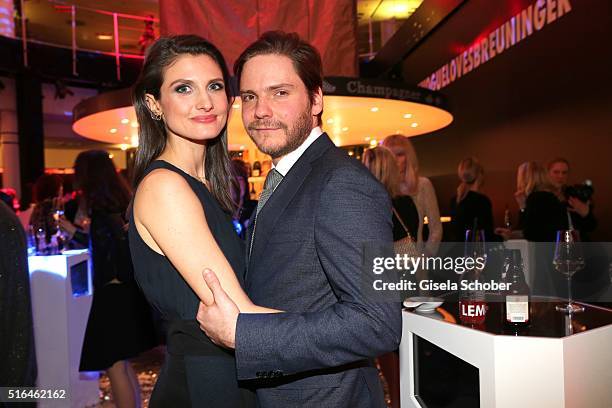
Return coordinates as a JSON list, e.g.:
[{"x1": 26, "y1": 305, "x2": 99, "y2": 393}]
[
  {"x1": 78, "y1": 208, "x2": 156, "y2": 371},
  {"x1": 128, "y1": 161, "x2": 254, "y2": 408},
  {"x1": 391, "y1": 195, "x2": 419, "y2": 241},
  {"x1": 449, "y1": 191, "x2": 496, "y2": 242}
]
